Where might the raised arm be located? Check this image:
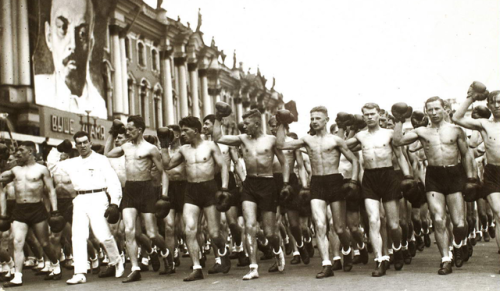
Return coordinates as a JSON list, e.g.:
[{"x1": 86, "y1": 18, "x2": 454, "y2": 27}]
[
  {"x1": 42, "y1": 166, "x2": 58, "y2": 211},
  {"x1": 452, "y1": 92, "x2": 484, "y2": 131},
  {"x1": 276, "y1": 124, "x2": 305, "y2": 150},
  {"x1": 161, "y1": 147, "x2": 185, "y2": 170},
  {"x1": 105, "y1": 146, "x2": 124, "y2": 158},
  {"x1": 213, "y1": 118, "x2": 242, "y2": 146},
  {"x1": 212, "y1": 142, "x2": 228, "y2": 189},
  {"x1": 393, "y1": 121, "x2": 419, "y2": 146},
  {"x1": 336, "y1": 137, "x2": 360, "y2": 181}
]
